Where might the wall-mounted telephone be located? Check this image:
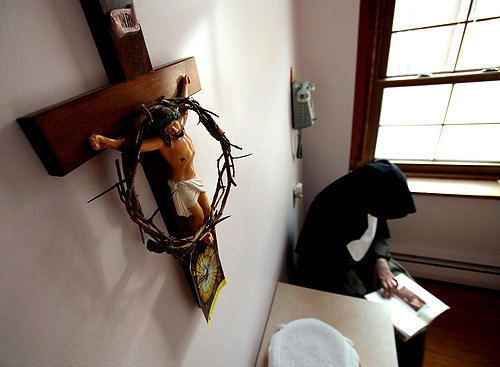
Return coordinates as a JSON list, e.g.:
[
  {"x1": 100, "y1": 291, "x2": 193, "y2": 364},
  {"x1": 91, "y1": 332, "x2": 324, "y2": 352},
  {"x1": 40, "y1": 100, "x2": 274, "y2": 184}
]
[{"x1": 292, "y1": 81, "x2": 316, "y2": 158}]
